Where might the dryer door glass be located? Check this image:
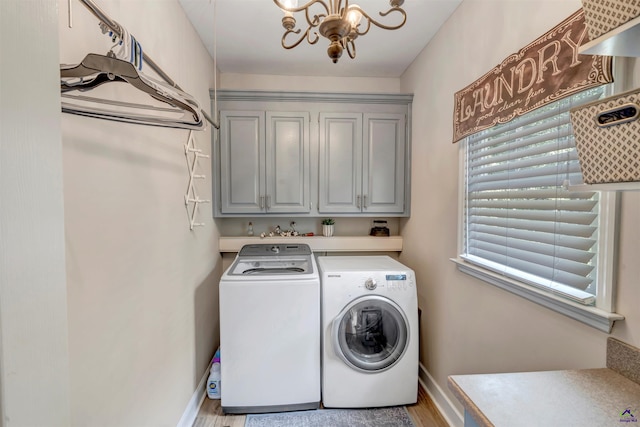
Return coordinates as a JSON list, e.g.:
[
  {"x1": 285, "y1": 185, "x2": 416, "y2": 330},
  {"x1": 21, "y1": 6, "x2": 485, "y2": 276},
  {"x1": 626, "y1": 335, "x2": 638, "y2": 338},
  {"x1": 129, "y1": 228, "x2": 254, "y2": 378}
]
[{"x1": 332, "y1": 296, "x2": 409, "y2": 372}]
